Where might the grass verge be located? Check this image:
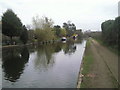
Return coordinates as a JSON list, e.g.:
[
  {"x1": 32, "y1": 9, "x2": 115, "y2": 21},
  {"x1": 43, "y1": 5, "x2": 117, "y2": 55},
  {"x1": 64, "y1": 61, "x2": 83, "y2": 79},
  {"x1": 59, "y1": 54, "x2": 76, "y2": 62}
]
[
  {"x1": 94, "y1": 38, "x2": 119, "y2": 55},
  {"x1": 80, "y1": 39, "x2": 94, "y2": 88}
]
